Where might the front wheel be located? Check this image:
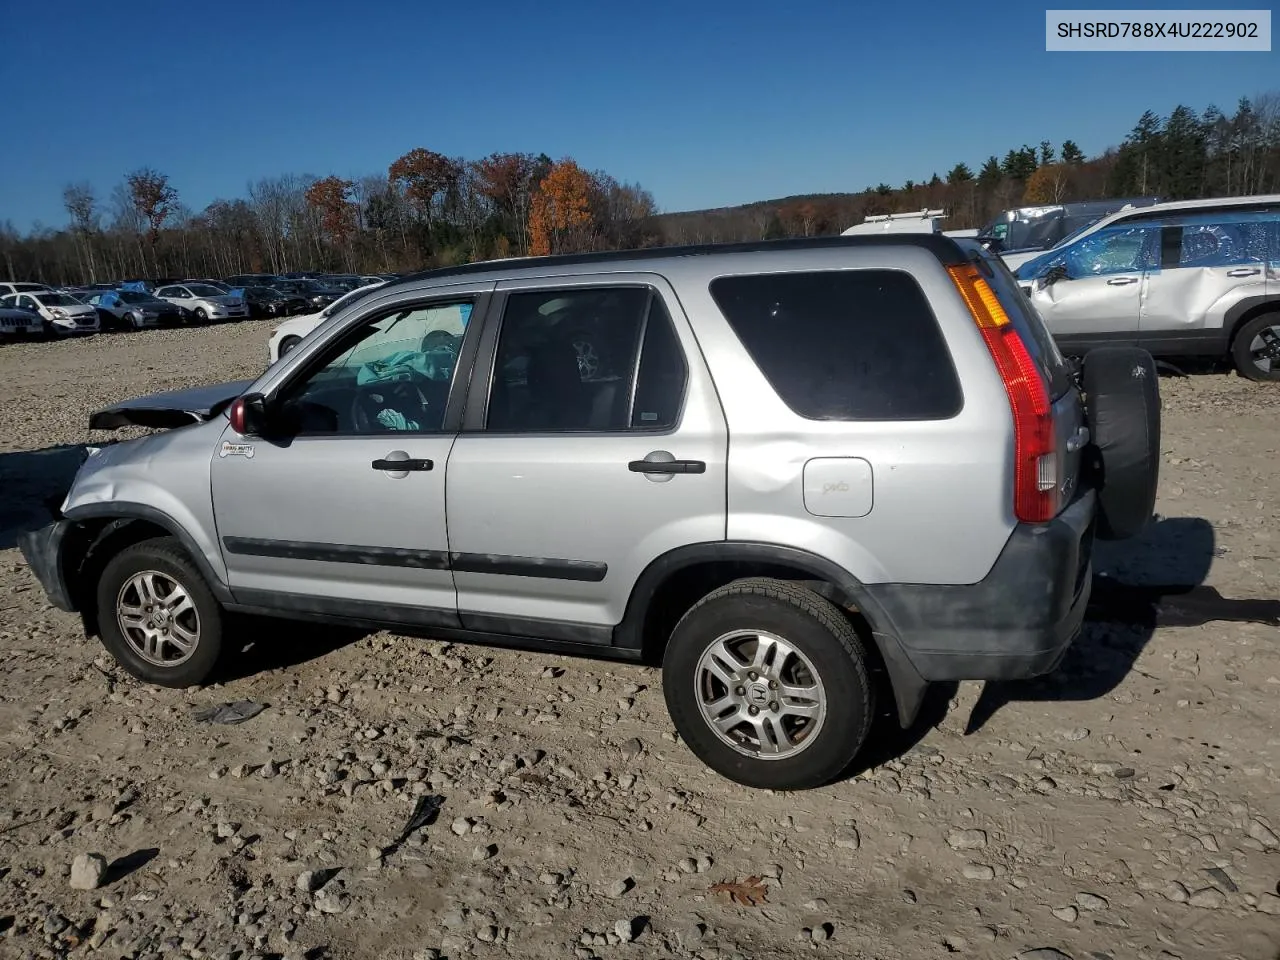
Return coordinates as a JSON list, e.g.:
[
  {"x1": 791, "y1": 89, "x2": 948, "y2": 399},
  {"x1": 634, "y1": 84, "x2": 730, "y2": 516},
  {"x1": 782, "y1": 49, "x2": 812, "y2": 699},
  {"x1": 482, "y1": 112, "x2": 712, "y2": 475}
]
[
  {"x1": 663, "y1": 578, "x2": 873, "y2": 790},
  {"x1": 194, "y1": 307, "x2": 208, "y2": 324},
  {"x1": 1232, "y1": 313, "x2": 1280, "y2": 382},
  {"x1": 96, "y1": 537, "x2": 224, "y2": 687}
]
